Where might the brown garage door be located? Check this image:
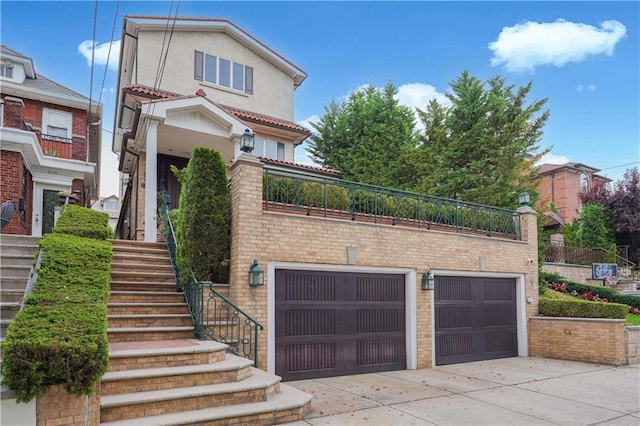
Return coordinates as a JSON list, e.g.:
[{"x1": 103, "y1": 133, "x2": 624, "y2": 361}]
[
  {"x1": 435, "y1": 276, "x2": 517, "y2": 365},
  {"x1": 275, "y1": 270, "x2": 406, "y2": 381}
]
